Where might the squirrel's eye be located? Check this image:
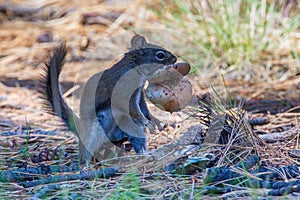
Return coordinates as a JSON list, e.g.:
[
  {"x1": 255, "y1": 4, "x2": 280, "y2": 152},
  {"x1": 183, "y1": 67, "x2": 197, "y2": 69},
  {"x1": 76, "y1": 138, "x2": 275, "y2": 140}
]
[{"x1": 155, "y1": 51, "x2": 166, "y2": 61}]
